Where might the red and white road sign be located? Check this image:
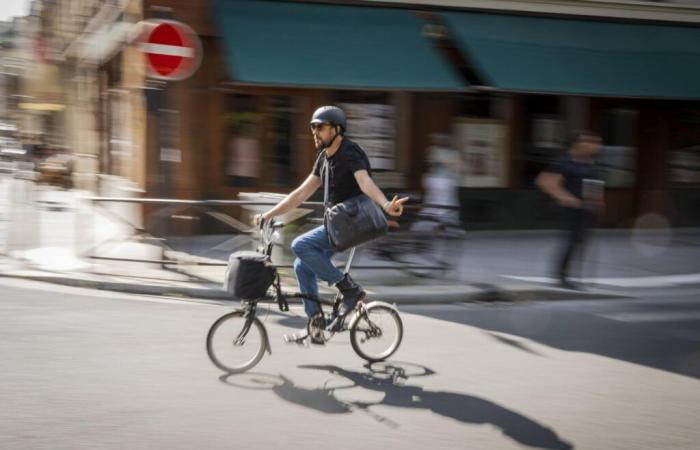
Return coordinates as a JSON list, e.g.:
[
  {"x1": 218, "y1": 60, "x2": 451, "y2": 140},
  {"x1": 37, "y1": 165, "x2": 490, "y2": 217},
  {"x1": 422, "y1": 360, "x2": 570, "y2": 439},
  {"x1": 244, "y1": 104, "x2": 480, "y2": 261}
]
[{"x1": 139, "y1": 19, "x2": 202, "y2": 81}]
